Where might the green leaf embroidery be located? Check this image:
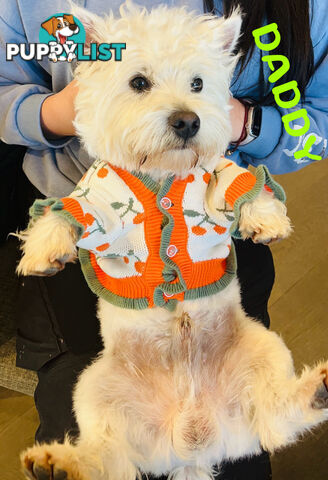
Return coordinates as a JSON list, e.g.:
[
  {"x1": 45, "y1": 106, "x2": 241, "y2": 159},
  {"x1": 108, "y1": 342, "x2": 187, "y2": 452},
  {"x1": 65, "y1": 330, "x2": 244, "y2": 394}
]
[
  {"x1": 76, "y1": 187, "x2": 90, "y2": 198},
  {"x1": 111, "y1": 202, "x2": 124, "y2": 210},
  {"x1": 184, "y1": 209, "x2": 201, "y2": 217}
]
